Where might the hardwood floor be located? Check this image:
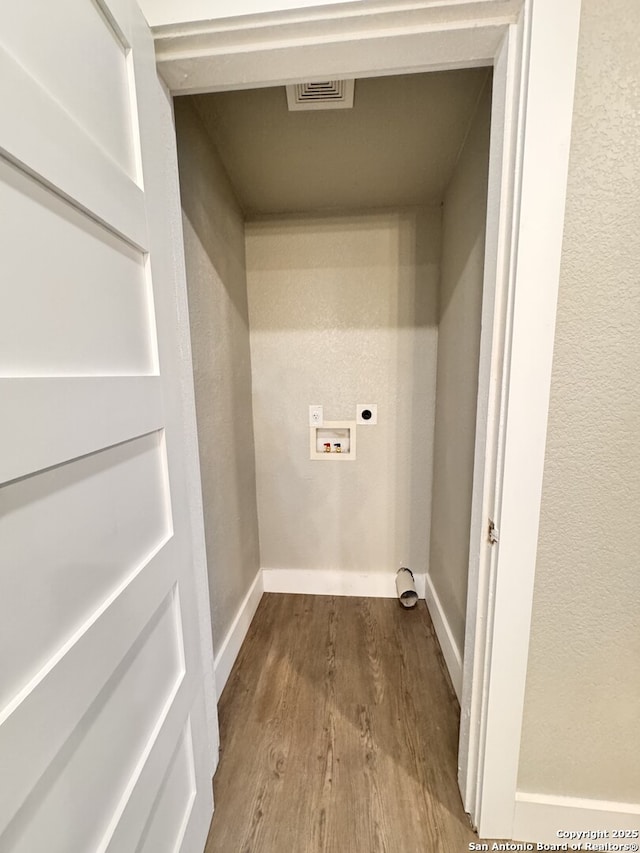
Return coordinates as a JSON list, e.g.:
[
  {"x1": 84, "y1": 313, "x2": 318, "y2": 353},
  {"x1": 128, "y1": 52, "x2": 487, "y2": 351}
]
[{"x1": 204, "y1": 594, "x2": 482, "y2": 853}]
